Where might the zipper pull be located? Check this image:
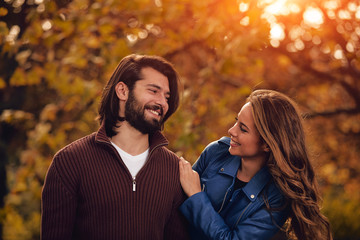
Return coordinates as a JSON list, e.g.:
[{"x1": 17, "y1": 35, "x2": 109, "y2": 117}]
[{"x1": 132, "y1": 177, "x2": 136, "y2": 192}]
